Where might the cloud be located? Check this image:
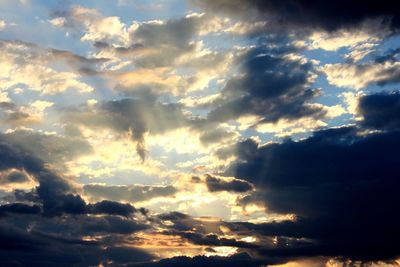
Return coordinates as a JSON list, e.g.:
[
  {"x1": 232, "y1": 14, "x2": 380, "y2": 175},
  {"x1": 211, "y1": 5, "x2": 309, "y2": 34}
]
[
  {"x1": 87, "y1": 200, "x2": 138, "y2": 217},
  {"x1": 131, "y1": 252, "x2": 266, "y2": 267},
  {"x1": 89, "y1": 14, "x2": 232, "y2": 94},
  {"x1": 0, "y1": 100, "x2": 55, "y2": 126},
  {"x1": 84, "y1": 184, "x2": 177, "y2": 203},
  {"x1": 191, "y1": 0, "x2": 400, "y2": 33},
  {"x1": 224, "y1": 126, "x2": 400, "y2": 260},
  {"x1": 0, "y1": 102, "x2": 40, "y2": 126},
  {"x1": 124, "y1": 13, "x2": 228, "y2": 69},
  {"x1": 0, "y1": 203, "x2": 41, "y2": 215},
  {"x1": 205, "y1": 174, "x2": 253, "y2": 193},
  {"x1": 50, "y1": 5, "x2": 129, "y2": 44},
  {"x1": 199, "y1": 128, "x2": 237, "y2": 145},
  {"x1": 0, "y1": 129, "x2": 92, "y2": 167},
  {"x1": 322, "y1": 60, "x2": 400, "y2": 90},
  {"x1": 0, "y1": 215, "x2": 153, "y2": 266},
  {"x1": 63, "y1": 94, "x2": 193, "y2": 161},
  {"x1": 0, "y1": 135, "x2": 77, "y2": 215},
  {"x1": 206, "y1": 46, "x2": 326, "y2": 126},
  {"x1": 0, "y1": 40, "x2": 98, "y2": 94},
  {"x1": 0, "y1": 132, "x2": 144, "y2": 218},
  {"x1": 307, "y1": 27, "x2": 381, "y2": 51},
  {"x1": 358, "y1": 91, "x2": 400, "y2": 130},
  {"x1": 0, "y1": 170, "x2": 30, "y2": 185}
]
